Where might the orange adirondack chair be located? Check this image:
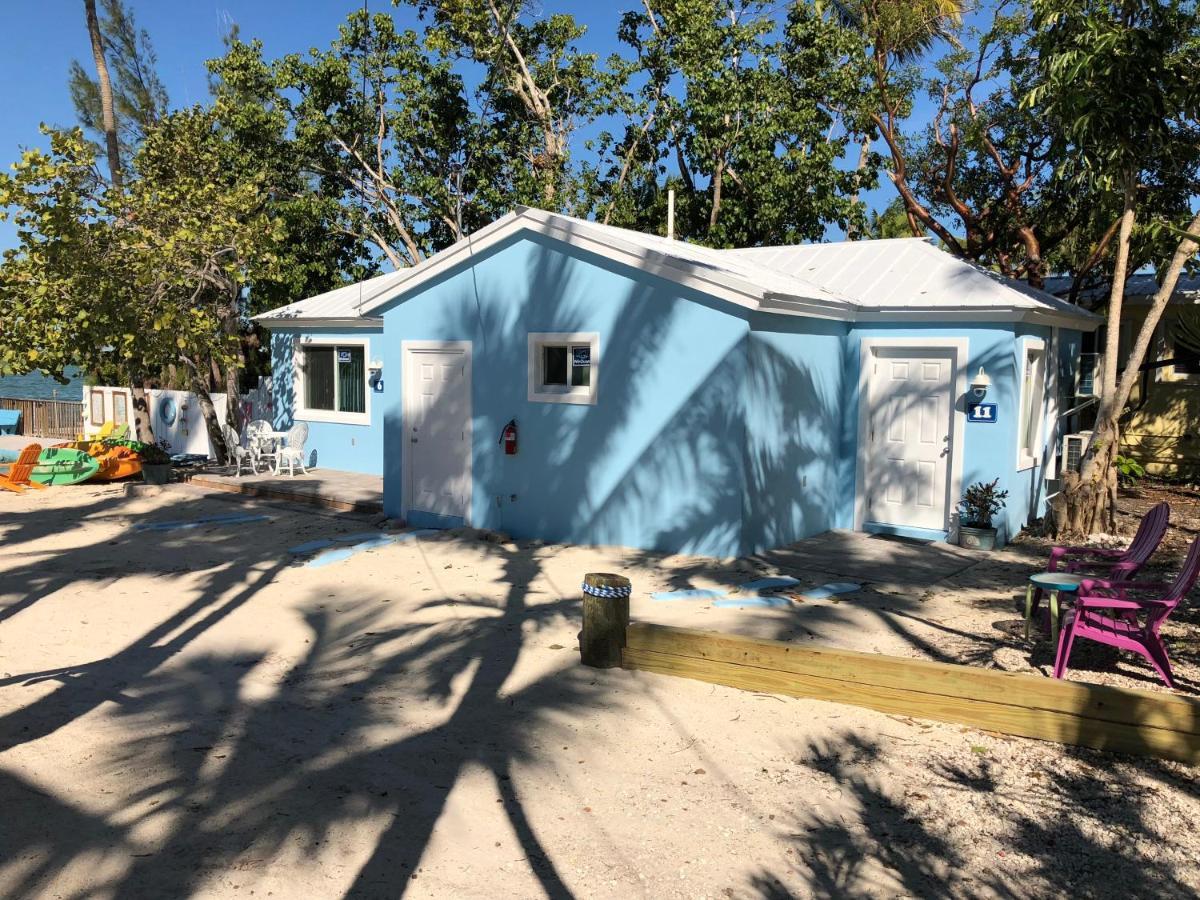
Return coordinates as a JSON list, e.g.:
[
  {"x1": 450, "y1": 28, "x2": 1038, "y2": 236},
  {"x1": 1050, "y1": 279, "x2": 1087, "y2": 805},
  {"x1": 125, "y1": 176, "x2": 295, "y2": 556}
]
[{"x1": 0, "y1": 443, "x2": 47, "y2": 493}]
